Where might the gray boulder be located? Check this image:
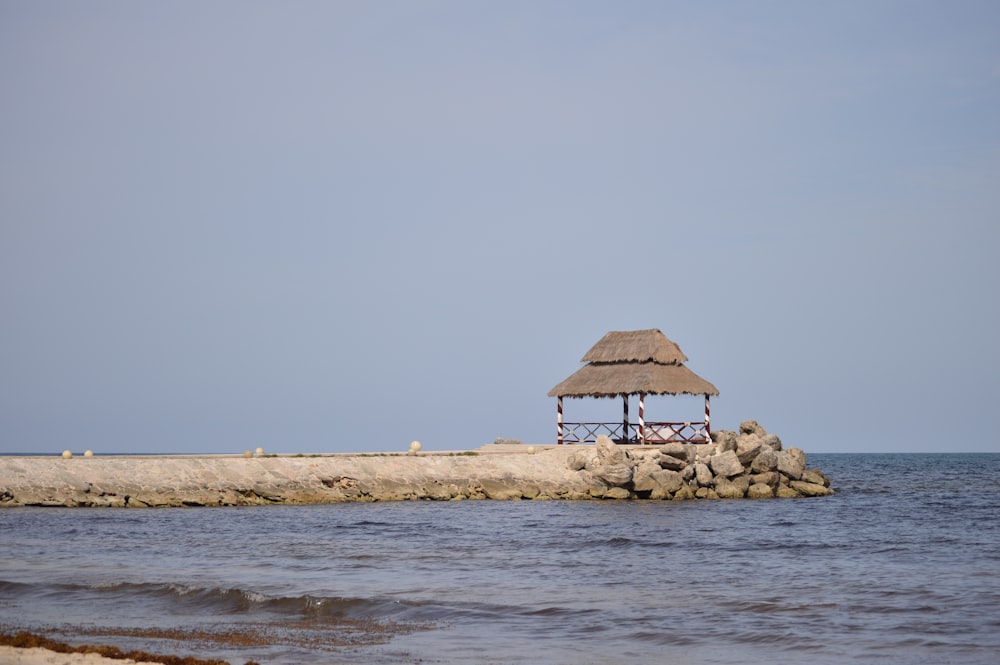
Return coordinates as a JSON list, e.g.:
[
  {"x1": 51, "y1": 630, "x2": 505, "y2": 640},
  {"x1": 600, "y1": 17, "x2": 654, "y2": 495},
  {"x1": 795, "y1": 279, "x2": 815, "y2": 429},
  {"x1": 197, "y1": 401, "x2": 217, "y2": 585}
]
[
  {"x1": 789, "y1": 480, "x2": 834, "y2": 497},
  {"x1": 649, "y1": 469, "x2": 685, "y2": 494},
  {"x1": 695, "y1": 487, "x2": 720, "y2": 500},
  {"x1": 711, "y1": 430, "x2": 738, "y2": 452},
  {"x1": 709, "y1": 450, "x2": 744, "y2": 478},
  {"x1": 776, "y1": 485, "x2": 801, "y2": 498},
  {"x1": 660, "y1": 442, "x2": 690, "y2": 461},
  {"x1": 595, "y1": 435, "x2": 628, "y2": 464},
  {"x1": 762, "y1": 433, "x2": 783, "y2": 451},
  {"x1": 632, "y1": 462, "x2": 664, "y2": 492},
  {"x1": 658, "y1": 454, "x2": 687, "y2": 472},
  {"x1": 736, "y1": 434, "x2": 764, "y2": 466},
  {"x1": 730, "y1": 475, "x2": 751, "y2": 495},
  {"x1": 589, "y1": 436, "x2": 634, "y2": 487},
  {"x1": 749, "y1": 471, "x2": 780, "y2": 488},
  {"x1": 604, "y1": 487, "x2": 632, "y2": 500},
  {"x1": 693, "y1": 443, "x2": 717, "y2": 460},
  {"x1": 751, "y1": 448, "x2": 778, "y2": 473},
  {"x1": 747, "y1": 483, "x2": 774, "y2": 499},
  {"x1": 672, "y1": 485, "x2": 696, "y2": 500},
  {"x1": 776, "y1": 450, "x2": 804, "y2": 480},
  {"x1": 593, "y1": 462, "x2": 633, "y2": 488},
  {"x1": 740, "y1": 420, "x2": 766, "y2": 436},
  {"x1": 787, "y1": 447, "x2": 806, "y2": 468},
  {"x1": 714, "y1": 478, "x2": 746, "y2": 499},
  {"x1": 695, "y1": 462, "x2": 714, "y2": 486},
  {"x1": 567, "y1": 450, "x2": 591, "y2": 471},
  {"x1": 800, "y1": 468, "x2": 830, "y2": 488}
]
